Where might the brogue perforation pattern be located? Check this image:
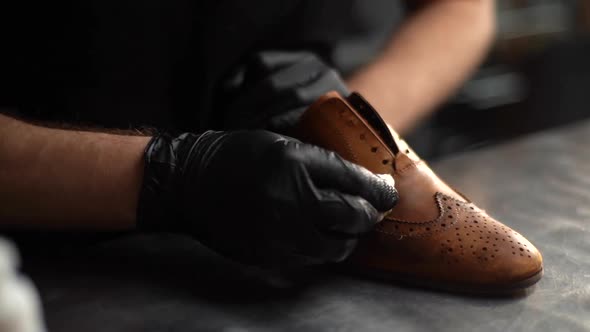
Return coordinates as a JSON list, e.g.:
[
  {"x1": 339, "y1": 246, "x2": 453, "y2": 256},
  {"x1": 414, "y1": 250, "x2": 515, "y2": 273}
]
[
  {"x1": 376, "y1": 193, "x2": 535, "y2": 266},
  {"x1": 377, "y1": 193, "x2": 464, "y2": 238}
]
